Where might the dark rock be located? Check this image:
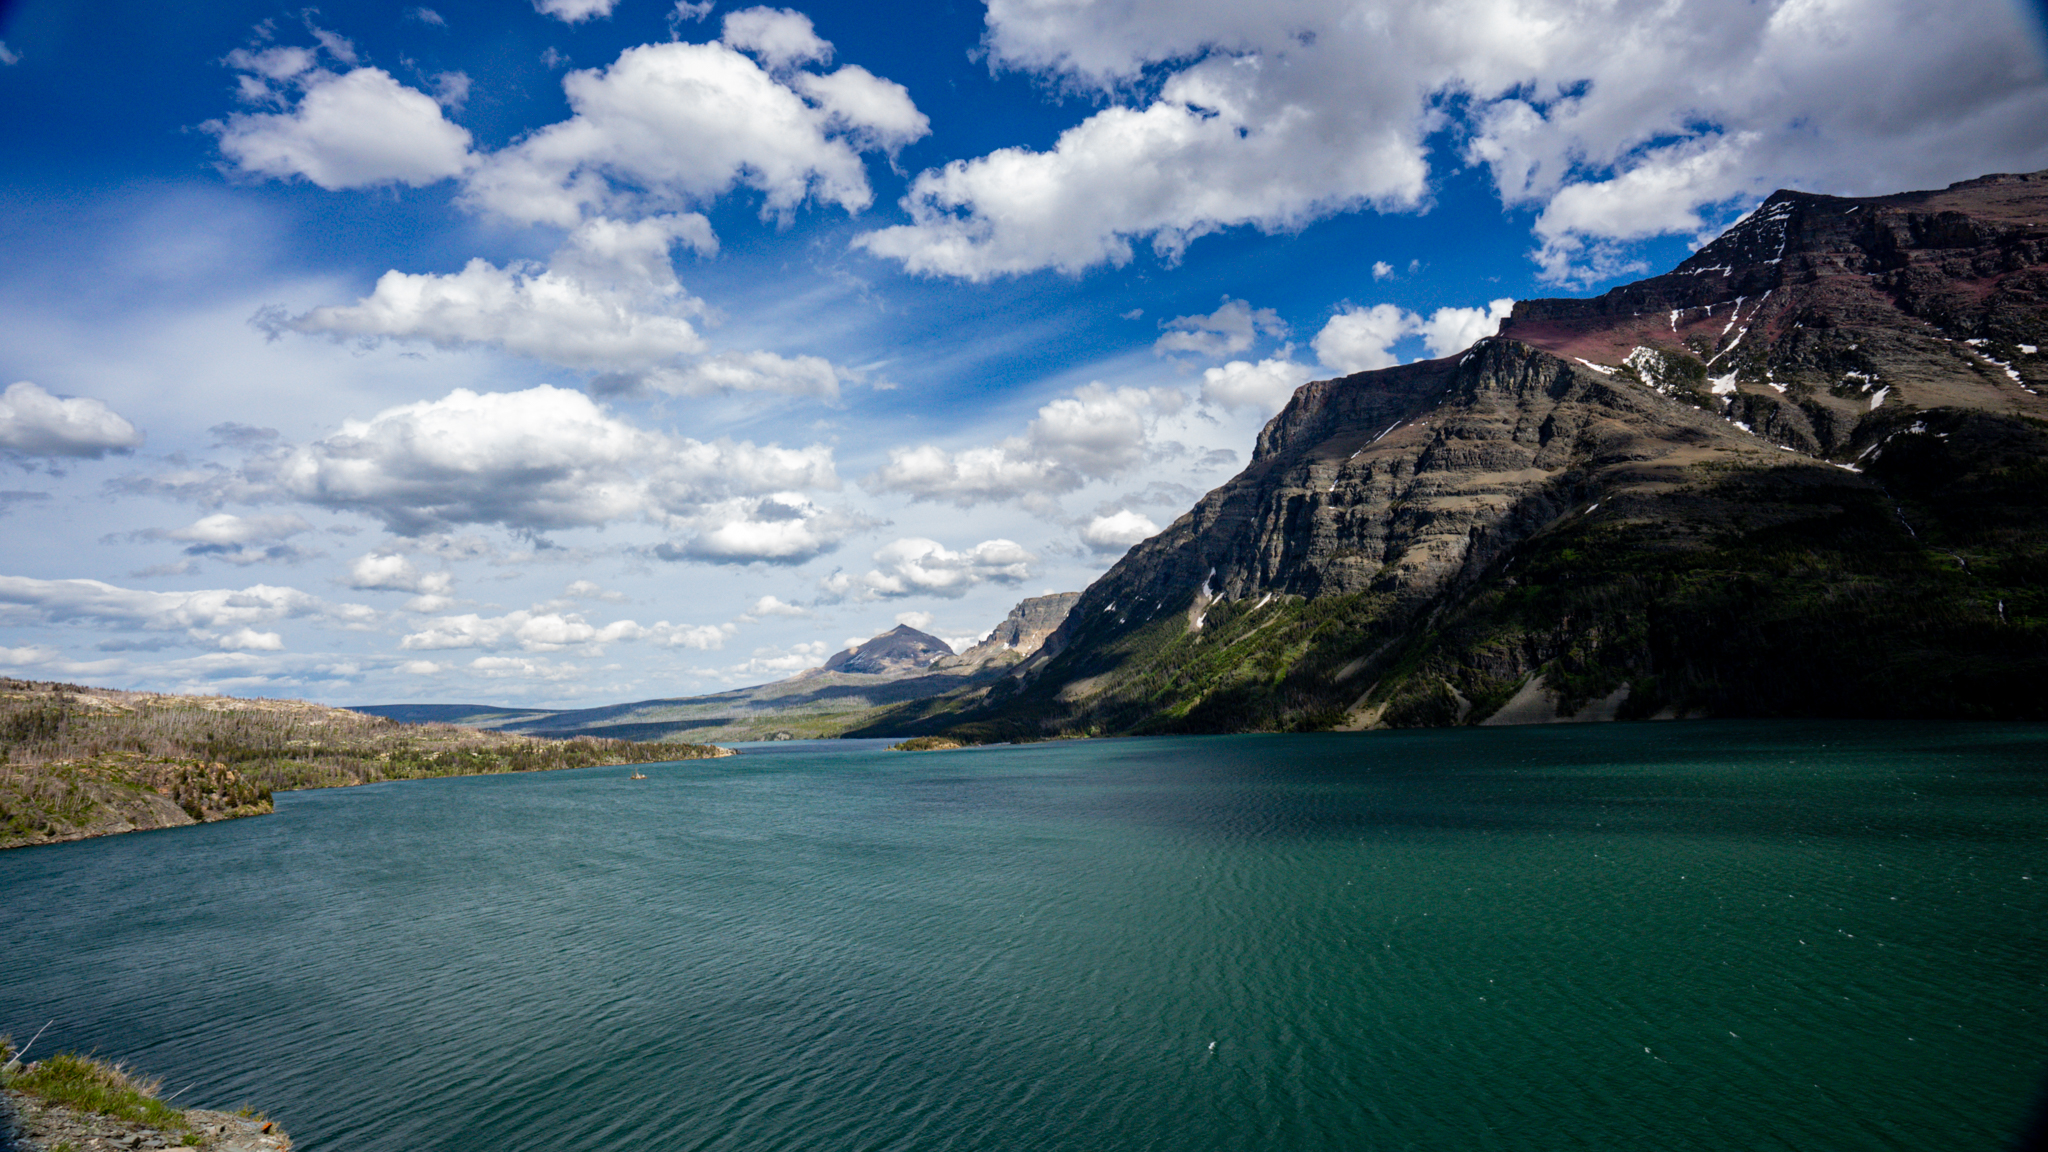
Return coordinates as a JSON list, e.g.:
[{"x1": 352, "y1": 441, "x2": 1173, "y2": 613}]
[
  {"x1": 851, "y1": 169, "x2": 2048, "y2": 739},
  {"x1": 932, "y1": 593, "x2": 1081, "y2": 670}
]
